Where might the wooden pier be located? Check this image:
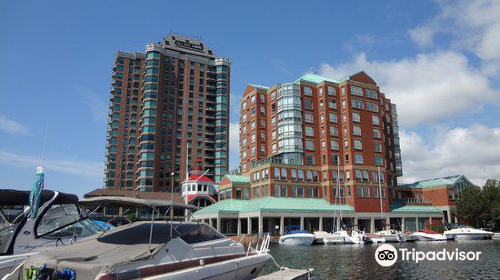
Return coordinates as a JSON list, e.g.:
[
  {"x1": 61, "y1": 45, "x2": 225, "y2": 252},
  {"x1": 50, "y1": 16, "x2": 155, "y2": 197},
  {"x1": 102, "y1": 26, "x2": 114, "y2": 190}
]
[{"x1": 256, "y1": 268, "x2": 314, "y2": 280}]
